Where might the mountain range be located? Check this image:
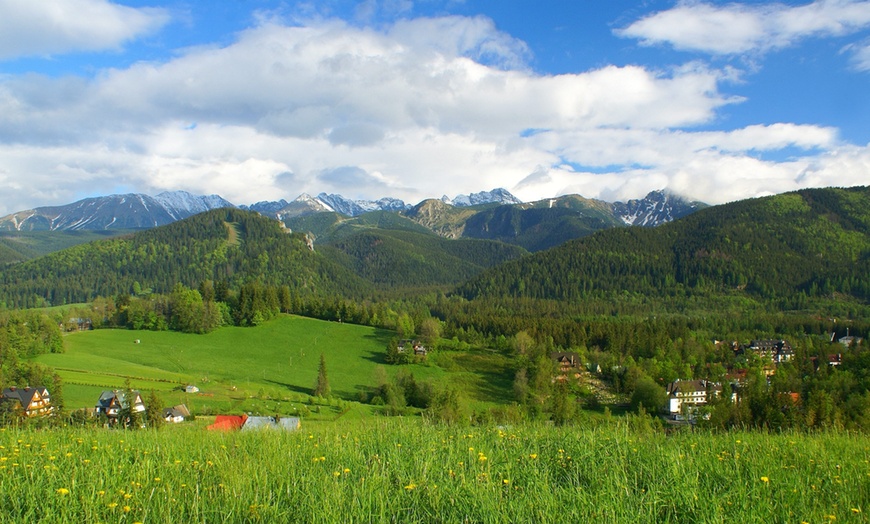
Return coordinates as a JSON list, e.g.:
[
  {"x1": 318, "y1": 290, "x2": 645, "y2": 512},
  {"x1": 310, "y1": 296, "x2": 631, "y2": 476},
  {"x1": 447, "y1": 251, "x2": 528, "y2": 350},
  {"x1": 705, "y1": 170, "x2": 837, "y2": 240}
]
[
  {"x1": 0, "y1": 185, "x2": 866, "y2": 311},
  {"x1": 0, "y1": 188, "x2": 706, "y2": 255}
]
